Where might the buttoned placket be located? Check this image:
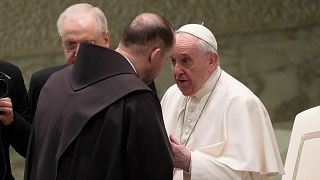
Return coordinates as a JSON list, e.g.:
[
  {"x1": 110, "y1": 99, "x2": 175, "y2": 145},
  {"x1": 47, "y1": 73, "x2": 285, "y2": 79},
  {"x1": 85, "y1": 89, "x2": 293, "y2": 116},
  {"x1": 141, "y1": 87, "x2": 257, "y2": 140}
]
[
  {"x1": 180, "y1": 96, "x2": 203, "y2": 146},
  {"x1": 179, "y1": 67, "x2": 222, "y2": 146}
]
